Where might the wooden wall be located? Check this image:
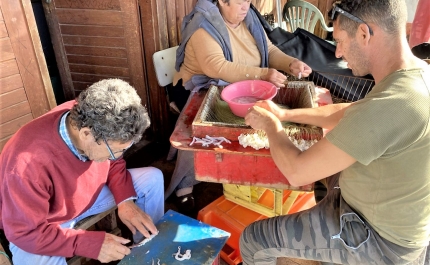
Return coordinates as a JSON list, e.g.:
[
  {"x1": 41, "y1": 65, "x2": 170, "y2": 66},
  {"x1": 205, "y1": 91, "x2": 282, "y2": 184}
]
[
  {"x1": 0, "y1": 1, "x2": 56, "y2": 152},
  {"x1": 42, "y1": 0, "x2": 147, "y2": 104},
  {"x1": 40, "y1": 0, "x2": 198, "y2": 142},
  {"x1": 137, "y1": 0, "x2": 197, "y2": 140}
]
